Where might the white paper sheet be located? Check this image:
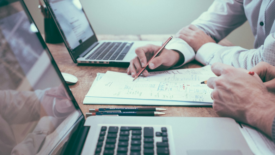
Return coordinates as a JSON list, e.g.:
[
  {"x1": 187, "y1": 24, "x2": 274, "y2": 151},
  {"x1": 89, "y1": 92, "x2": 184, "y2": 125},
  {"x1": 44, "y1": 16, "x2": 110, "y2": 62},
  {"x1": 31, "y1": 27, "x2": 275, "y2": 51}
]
[{"x1": 84, "y1": 66, "x2": 215, "y2": 105}]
